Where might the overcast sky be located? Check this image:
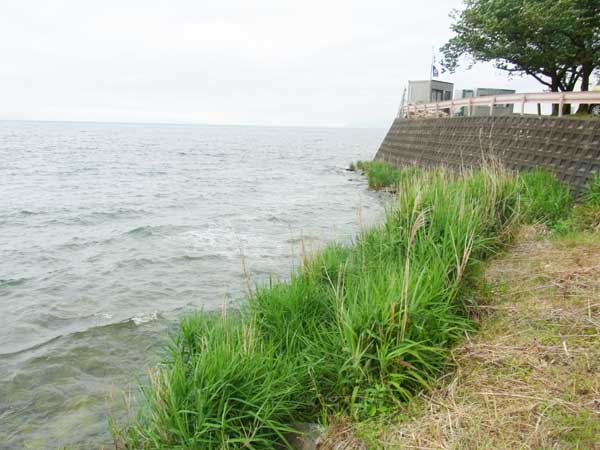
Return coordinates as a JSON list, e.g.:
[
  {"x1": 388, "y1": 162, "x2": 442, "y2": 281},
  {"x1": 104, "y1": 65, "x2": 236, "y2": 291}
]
[{"x1": 1, "y1": 0, "x2": 545, "y2": 127}]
